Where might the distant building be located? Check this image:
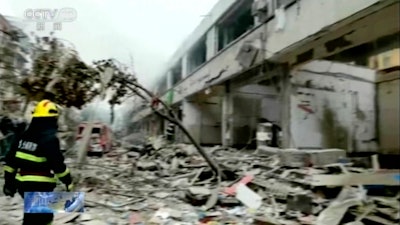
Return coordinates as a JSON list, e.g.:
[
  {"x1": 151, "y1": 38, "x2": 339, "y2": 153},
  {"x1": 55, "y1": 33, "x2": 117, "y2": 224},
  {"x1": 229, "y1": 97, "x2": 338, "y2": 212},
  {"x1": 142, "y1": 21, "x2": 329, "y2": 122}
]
[
  {"x1": 0, "y1": 13, "x2": 13, "y2": 72},
  {"x1": 0, "y1": 14, "x2": 32, "y2": 115},
  {"x1": 4, "y1": 16, "x2": 32, "y2": 76},
  {"x1": 0, "y1": 13, "x2": 14, "y2": 112}
]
